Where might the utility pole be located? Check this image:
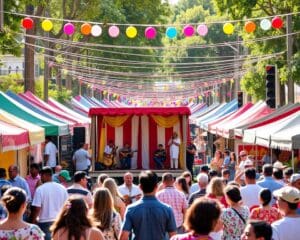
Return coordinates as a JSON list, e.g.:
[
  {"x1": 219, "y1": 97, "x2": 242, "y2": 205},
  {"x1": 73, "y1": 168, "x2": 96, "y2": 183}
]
[
  {"x1": 43, "y1": 10, "x2": 49, "y2": 101},
  {"x1": 287, "y1": 13, "x2": 294, "y2": 103},
  {"x1": 0, "y1": 0, "x2": 4, "y2": 32}
]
